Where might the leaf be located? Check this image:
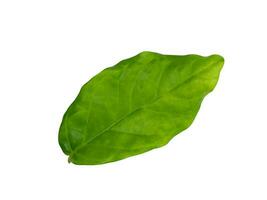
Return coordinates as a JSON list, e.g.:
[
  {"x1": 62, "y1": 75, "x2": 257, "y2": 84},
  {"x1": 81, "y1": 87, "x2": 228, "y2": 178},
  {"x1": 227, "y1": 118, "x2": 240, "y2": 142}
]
[{"x1": 58, "y1": 51, "x2": 224, "y2": 165}]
